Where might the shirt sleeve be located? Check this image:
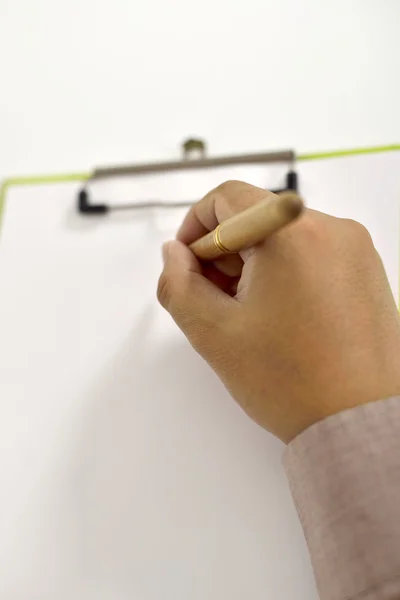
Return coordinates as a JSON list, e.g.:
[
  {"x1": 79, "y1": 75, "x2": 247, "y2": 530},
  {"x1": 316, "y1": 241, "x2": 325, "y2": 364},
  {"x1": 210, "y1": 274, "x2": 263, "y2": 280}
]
[{"x1": 283, "y1": 396, "x2": 400, "y2": 600}]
